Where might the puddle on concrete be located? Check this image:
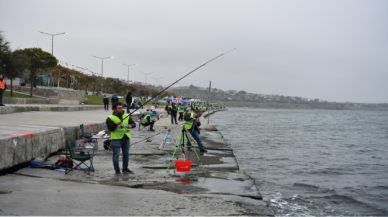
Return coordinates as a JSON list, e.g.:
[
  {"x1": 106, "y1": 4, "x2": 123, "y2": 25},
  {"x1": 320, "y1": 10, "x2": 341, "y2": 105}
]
[
  {"x1": 203, "y1": 157, "x2": 238, "y2": 168},
  {"x1": 171, "y1": 176, "x2": 260, "y2": 198},
  {"x1": 0, "y1": 190, "x2": 12, "y2": 194}
]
